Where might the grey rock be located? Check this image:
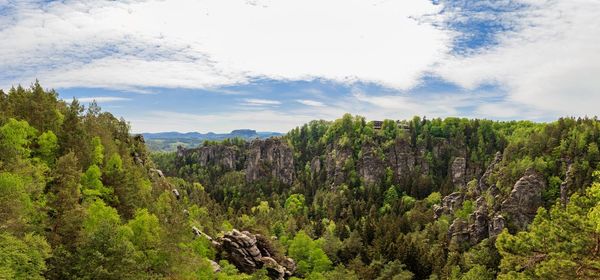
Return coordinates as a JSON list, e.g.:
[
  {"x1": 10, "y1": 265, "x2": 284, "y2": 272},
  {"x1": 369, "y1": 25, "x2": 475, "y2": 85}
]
[
  {"x1": 448, "y1": 218, "x2": 470, "y2": 244},
  {"x1": 176, "y1": 144, "x2": 242, "y2": 171},
  {"x1": 433, "y1": 192, "x2": 464, "y2": 219},
  {"x1": 172, "y1": 189, "x2": 180, "y2": 200},
  {"x1": 358, "y1": 143, "x2": 385, "y2": 185},
  {"x1": 149, "y1": 168, "x2": 164, "y2": 178},
  {"x1": 501, "y1": 170, "x2": 545, "y2": 230},
  {"x1": 210, "y1": 260, "x2": 222, "y2": 273},
  {"x1": 468, "y1": 198, "x2": 488, "y2": 244},
  {"x1": 451, "y1": 157, "x2": 467, "y2": 189},
  {"x1": 246, "y1": 138, "x2": 295, "y2": 185},
  {"x1": 261, "y1": 257, "x2": 286, "y2": 280},
  {"x1": 325, "y1": 144, "x2": 353, "y2": 187},
  {"x1": 384, "y1": 138, "x2": 417, "y2": 179},
  {"x1": 560, "y1": 164, "x2": 574, "y2": 206},
  {"x1": 215, "y1": 229, "x2": 295, "y2": 278},
  {"x1": 488, "y1": 214, "x2": 505, "y2": 237}
]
